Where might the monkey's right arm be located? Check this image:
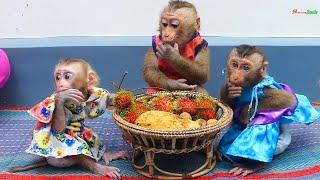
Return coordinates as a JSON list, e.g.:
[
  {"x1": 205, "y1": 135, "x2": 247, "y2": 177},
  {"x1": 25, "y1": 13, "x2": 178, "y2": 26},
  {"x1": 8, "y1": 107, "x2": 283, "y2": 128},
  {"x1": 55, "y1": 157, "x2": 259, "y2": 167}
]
[{"x1": 143, "y1": 49, "x2": 196, "y2": 91}]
